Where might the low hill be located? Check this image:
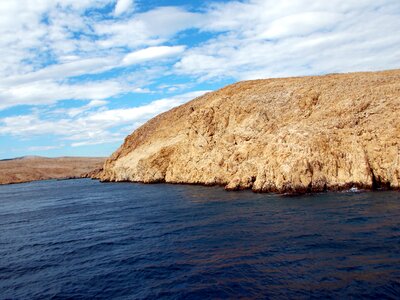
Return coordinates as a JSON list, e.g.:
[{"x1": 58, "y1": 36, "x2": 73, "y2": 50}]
[{"x1": 0, "y1": 156, "x2": 105, "y2": 185}]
